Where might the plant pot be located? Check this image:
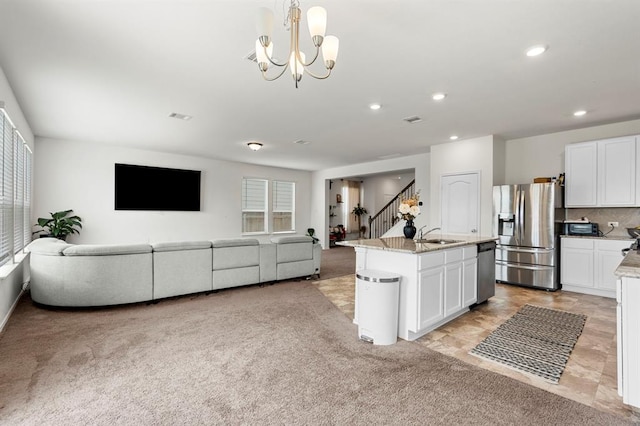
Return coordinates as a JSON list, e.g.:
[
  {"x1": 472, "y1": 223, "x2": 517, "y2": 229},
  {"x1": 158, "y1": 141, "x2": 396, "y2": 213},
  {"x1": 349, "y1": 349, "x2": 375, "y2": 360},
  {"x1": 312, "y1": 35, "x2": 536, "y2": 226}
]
[{"x1": 403, "y1": 220, "x2": 417, "y2": 239}]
